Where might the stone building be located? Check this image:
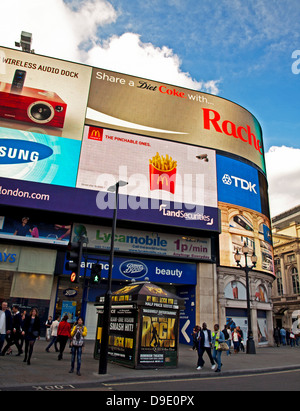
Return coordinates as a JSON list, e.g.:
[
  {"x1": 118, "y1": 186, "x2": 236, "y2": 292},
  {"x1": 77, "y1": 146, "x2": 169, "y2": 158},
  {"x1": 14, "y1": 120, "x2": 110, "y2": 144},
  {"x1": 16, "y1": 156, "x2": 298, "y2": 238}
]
[{"x1": 272, "y1": 205, "x2": 300, "y2": 333}]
